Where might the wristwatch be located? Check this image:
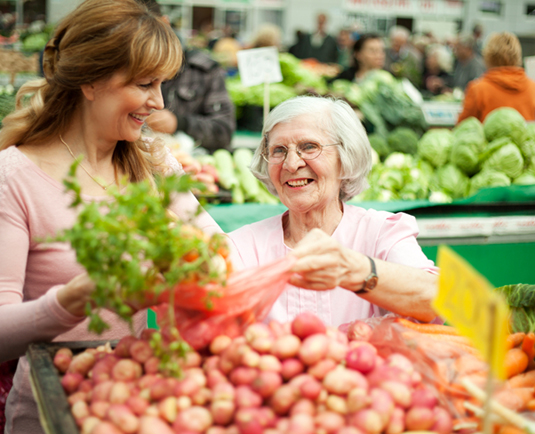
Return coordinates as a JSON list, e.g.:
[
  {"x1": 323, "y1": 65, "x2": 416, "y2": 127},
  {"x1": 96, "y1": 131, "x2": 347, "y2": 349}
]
[{"x1": 355, "y1": 256, "x2": 378, "y2": 294}]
